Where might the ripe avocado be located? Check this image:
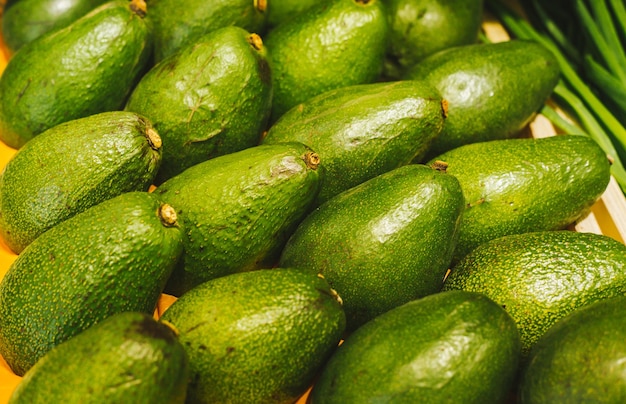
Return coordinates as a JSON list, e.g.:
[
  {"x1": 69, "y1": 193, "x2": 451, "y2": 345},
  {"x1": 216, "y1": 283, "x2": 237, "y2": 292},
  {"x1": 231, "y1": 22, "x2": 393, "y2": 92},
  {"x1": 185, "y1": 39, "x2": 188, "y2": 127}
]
[
  {"x1": 310, "y1": 290, "x2": 520, "y2": 403},
  {"x1": 442, "y1": 230, "x2": 626, "y2": 358},
  {"x1": 404, "y1": 40, "x2": 560, "y2": 158},
  {"x1": 0, "y1": 0, "x2": 152, "y2": 149},
  {"x1": 155, "y1": 143, "x2": 322, "y2": 296},
  {"x1": 383, "y1": 0, "x2": 484, "y2": 79},
  {"x1": 519, "y1": 295, "x2": 626, "y2": 404},
  {"x1": 264, "y1": 0, "x2": 388, "y2": 122},
  {"x1": 262, "y1": 80, "x2": 446, "y2": 205},
  {"x1": 427, "y1": 135, "x2": 611, "y2": 263},
  {"x1": 279, "y1": 164, "x2": 465, "y2": 331},
  {"x1": 9, "y1": 312, "x2": 189, "y2": 404},
  {"x1": 126, "y1": 26, "x2": 272, "y2": 183},
  {"x1": 159, "y1": 268, "x2": 346, "y2": 404},
  {"x1": 146, "y1": 0, "x2": 267, "y2": 62},
  {"x1": 1, "y1": 0, "x2": 108, "y2": 53},
  {"x1": 0, "y1": 111, "x2": 162, "y2": 254},
  {"x1": 0, "y1": 191, "x2": 184, "y2": 376}
]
